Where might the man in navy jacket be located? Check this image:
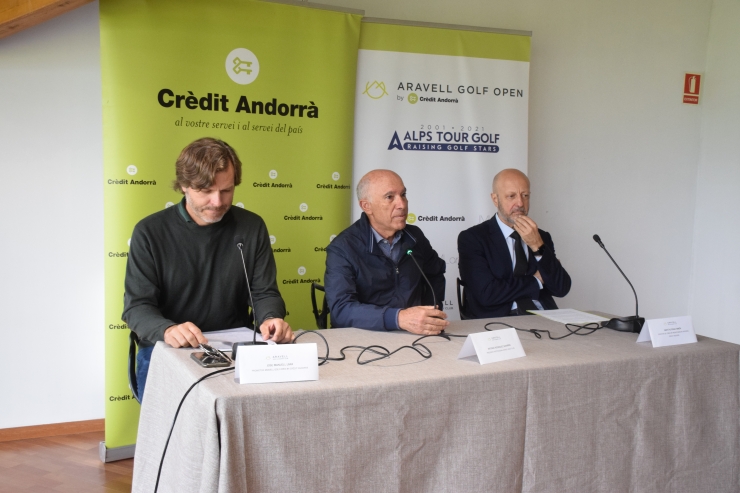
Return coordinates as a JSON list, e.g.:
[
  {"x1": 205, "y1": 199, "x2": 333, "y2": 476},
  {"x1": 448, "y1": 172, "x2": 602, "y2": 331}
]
[
  {"x1": 325, "y1": 170, "x2": 448, "y2": 334},
  {"x1": 457, "y1": 169, "x2": 571, "y2": 318}
]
